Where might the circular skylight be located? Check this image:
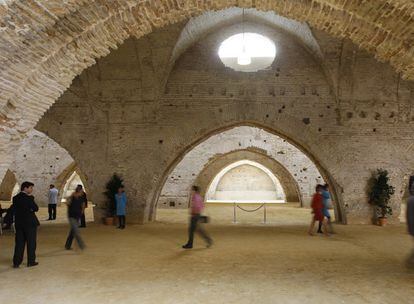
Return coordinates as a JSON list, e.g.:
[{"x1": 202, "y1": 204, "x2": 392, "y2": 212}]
[{"x1": 218, "y1": 33, "x2": 276, "y2": 72}]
